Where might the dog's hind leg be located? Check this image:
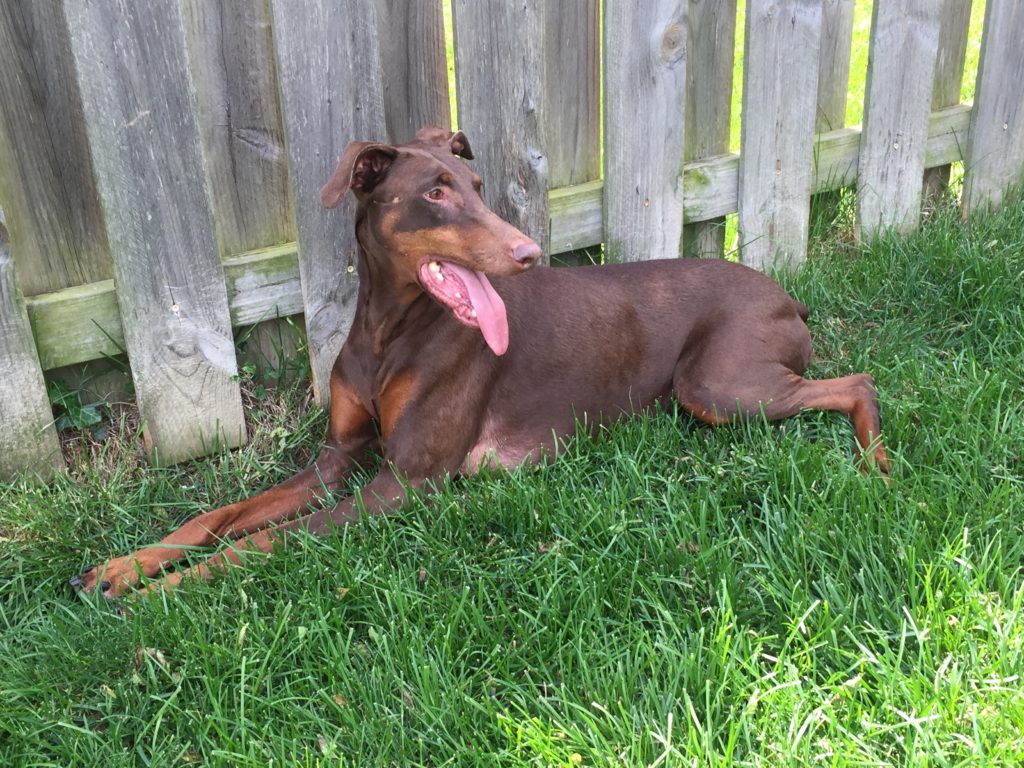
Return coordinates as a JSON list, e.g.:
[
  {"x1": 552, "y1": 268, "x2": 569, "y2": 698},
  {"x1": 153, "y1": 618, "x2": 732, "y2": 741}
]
[{"x1": 674, "y1": 355, "x2": 889, "y2": 475}]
